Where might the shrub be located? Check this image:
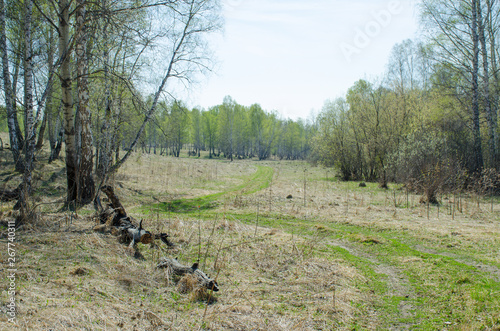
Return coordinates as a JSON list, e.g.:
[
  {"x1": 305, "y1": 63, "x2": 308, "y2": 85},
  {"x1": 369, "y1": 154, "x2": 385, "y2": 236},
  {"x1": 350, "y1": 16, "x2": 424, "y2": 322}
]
[{"x1": 387, "y1": 132, "x2": 465, "y2": 204}]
